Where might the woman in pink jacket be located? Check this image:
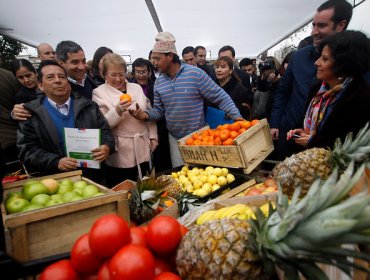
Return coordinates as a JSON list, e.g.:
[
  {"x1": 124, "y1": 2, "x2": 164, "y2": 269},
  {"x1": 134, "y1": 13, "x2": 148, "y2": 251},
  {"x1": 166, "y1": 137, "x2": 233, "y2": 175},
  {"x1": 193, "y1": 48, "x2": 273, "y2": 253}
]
[{"x1": 93, "y1": 53, "x2": 158, "y2": 187}]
